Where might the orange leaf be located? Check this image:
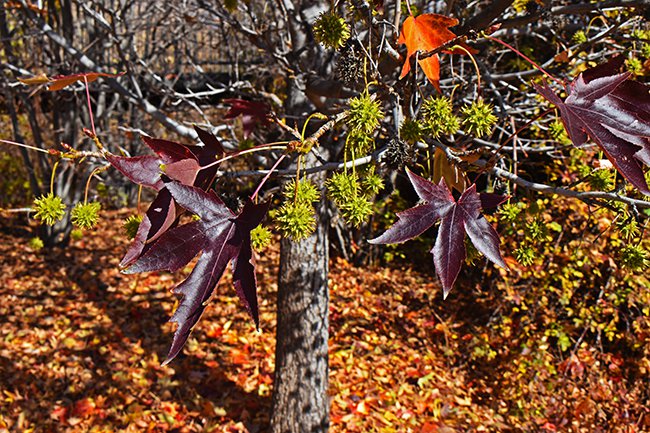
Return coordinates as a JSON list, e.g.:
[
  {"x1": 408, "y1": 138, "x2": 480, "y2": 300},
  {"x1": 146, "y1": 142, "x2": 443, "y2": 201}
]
[
  {"x1": 48, "y1": 72, "x2": 124, "y2": 91},
  {"x1": 18, "y1": 73, "x2": 51, "y2": 86},
  {"x1": 397, "y1": 14, "x2": 460, "y2": 90}
]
